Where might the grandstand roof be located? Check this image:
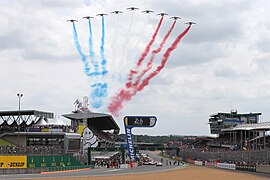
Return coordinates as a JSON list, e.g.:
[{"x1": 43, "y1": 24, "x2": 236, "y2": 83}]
[
  {"x1": 62, "y1": 112, "x2": 120, "y2": 132},
  {"x1": 210, "y1": 112, "x2": 262, "y2": 117},
  {"x1": 221, "y1": 122, "x2": 270, "y2": 131},
  {"x1": 0, "y1": 110, "x2": 54, "y2": 118}
]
